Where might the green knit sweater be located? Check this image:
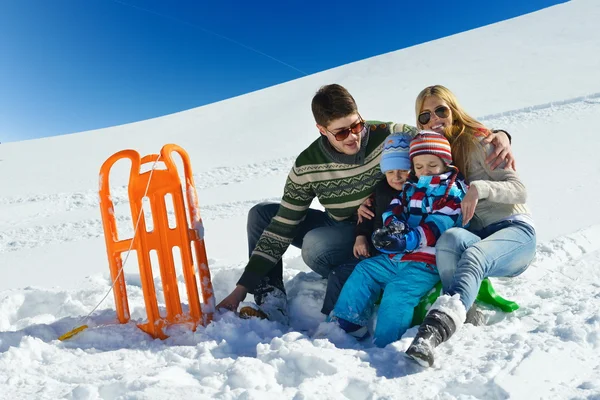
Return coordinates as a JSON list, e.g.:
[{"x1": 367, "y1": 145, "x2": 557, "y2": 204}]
[{"x1": 238, "y1": 121, "x2": 417, "y2": 291}]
